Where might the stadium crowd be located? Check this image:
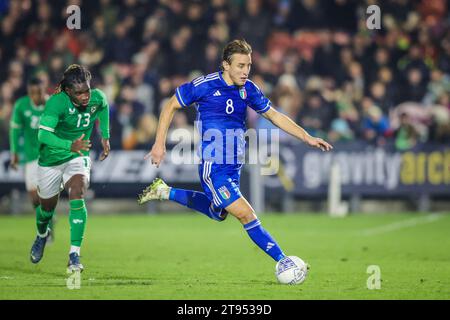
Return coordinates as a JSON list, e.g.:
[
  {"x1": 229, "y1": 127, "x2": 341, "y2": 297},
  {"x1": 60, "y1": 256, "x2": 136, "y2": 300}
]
[{"x1": 0, "y1": 0, "x2": 449, "y2": 154}]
